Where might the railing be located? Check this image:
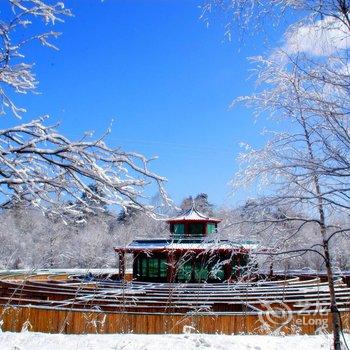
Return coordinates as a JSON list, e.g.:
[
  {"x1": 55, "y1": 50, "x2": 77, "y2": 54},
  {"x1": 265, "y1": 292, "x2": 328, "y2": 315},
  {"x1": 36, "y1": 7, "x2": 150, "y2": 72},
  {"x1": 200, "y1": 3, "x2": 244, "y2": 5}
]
[{"x1": 0, "y1": 304, "x2": 347, "y2": 334}]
